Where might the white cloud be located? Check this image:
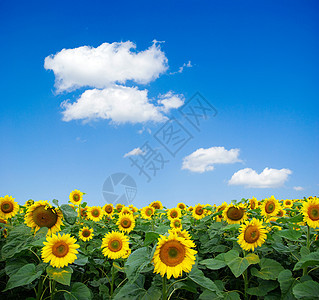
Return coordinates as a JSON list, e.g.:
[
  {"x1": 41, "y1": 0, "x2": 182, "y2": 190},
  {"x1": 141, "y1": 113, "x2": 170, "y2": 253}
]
[
  {"x1": 228, "y1": 167, "x2": 292, "y2": 188},
  {"x1": 157, "y1": 91, "x2": 184, "y2": 113},
  {"x1": 44, "y1": 41, "x2": 168, "y2": 93},
  {"x1": 293, "y1": 186, "x2": 304, "y2": 191},
  {"x1": 61, "y1": 85, "x2": 167, "y2": 124},
  {"x1": 182, "y1": 147, "x2": 241, "y2": 173},
  {"x1": 124, "y1": 147, "x2": 144, "y2": 158},
  {"x1": 170, "y1": 60, "x2": 192, "y2": 75}
]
